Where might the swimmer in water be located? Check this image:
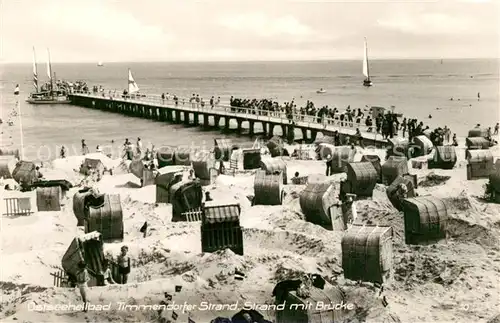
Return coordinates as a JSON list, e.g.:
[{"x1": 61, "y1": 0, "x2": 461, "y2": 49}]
[{"x1": 428, "y1": 114, "x2": 432, "y2": 119}]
